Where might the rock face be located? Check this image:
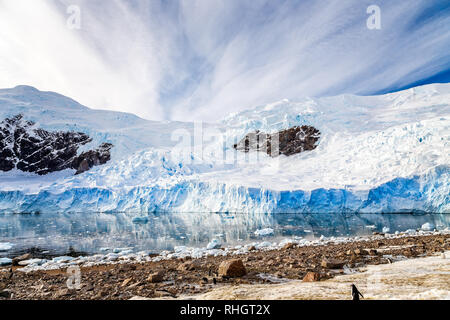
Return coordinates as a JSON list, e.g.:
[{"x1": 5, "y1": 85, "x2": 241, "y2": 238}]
[
  {"x1": 321, "y1": 258, "x2": 346, "y2": 269},
  {"x1": 233, "y1": 125, "x2": 320, "y2": 157},
  {"x1": 0, "y1": 114, "x2": 112, "y2": 175},
  {"x1": 71, "y1": 142, "x2": 113, "y2": 175},
  {"x1": 302, "y1": 272, "x2": 321, "y2": 282},
  {"x1": 218, "y1": 259, "x2": 247, "y2": 277}
]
